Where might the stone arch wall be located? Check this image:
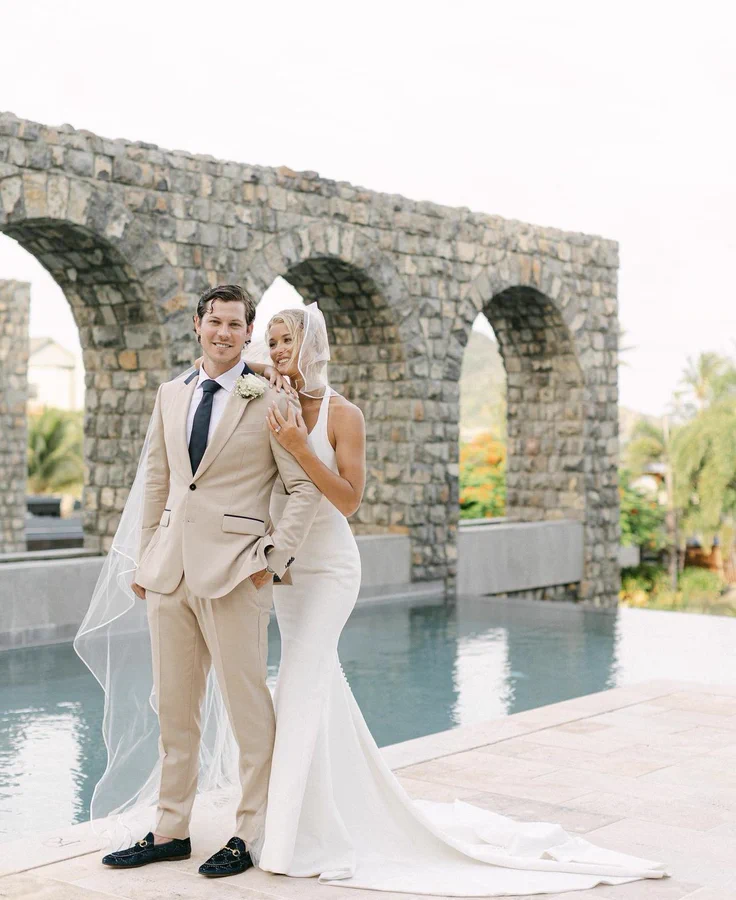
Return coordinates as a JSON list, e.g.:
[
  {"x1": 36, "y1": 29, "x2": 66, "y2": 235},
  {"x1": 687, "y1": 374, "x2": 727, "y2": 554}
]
[
  {"x1": 488, "y1": 286, "x2": 585, "y2": 521},
  {"x1": 0, "y1": 280, "x2": 29, "y2": 553},
  {"x1": 445, "y1": 253, "x2": 619, "y2": 602},
  {"x1": 0, "y1": 175, "x2": 180, "y2": 550},
  {"x1": 241, "y1": 224, "x2": 434, "y2": 569},
  {"x1": 0, "y1": 113, "x2": 620, "y2": 601}
]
